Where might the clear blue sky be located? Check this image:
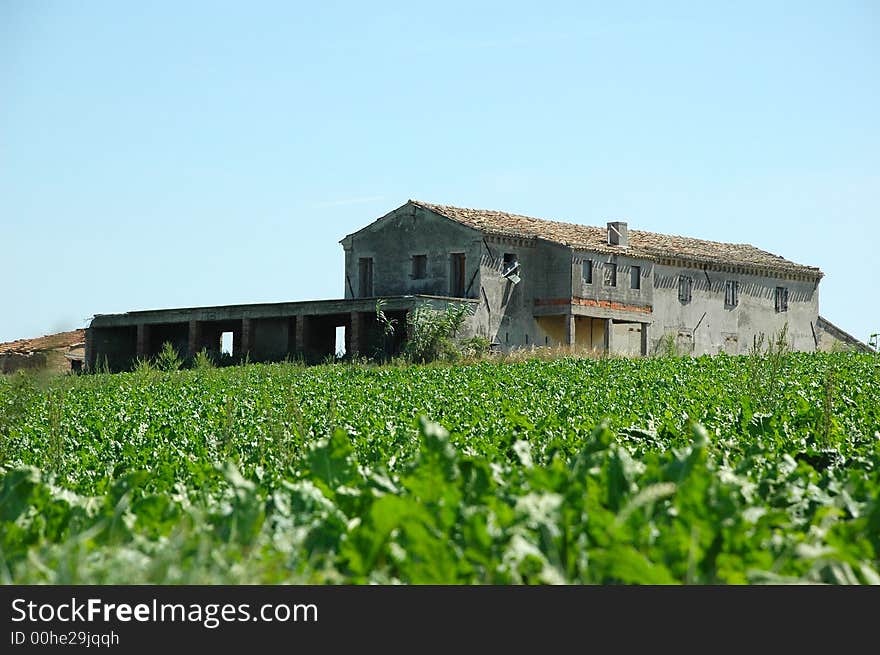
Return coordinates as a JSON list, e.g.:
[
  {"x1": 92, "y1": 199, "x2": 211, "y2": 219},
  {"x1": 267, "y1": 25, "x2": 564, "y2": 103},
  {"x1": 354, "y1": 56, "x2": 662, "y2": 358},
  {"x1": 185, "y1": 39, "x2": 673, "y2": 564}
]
[{"x1": 2, "y1": 1, "x2": 877, "y2": 344}]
